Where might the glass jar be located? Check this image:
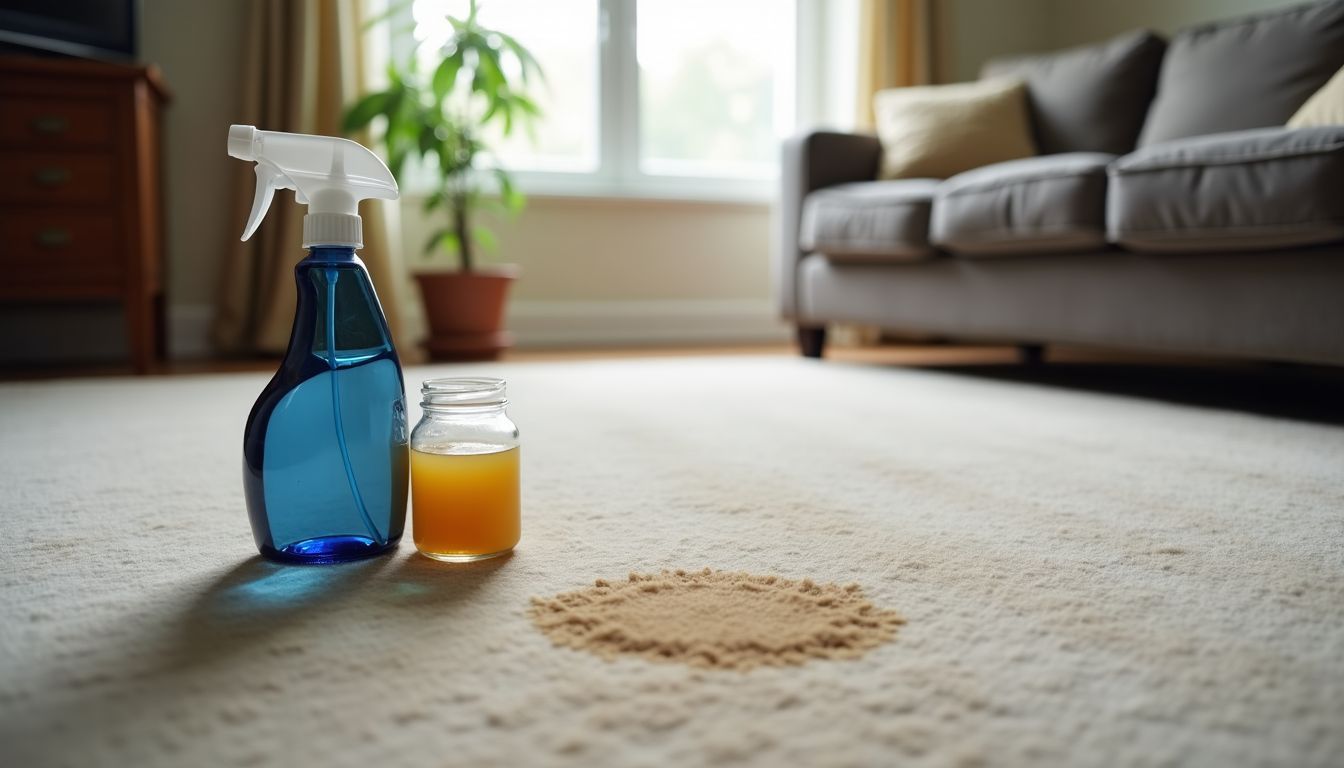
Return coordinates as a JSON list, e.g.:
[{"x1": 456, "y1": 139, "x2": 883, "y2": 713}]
[{"x1": 409, "y1": 377, "x2": 520, "y2": 562}]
